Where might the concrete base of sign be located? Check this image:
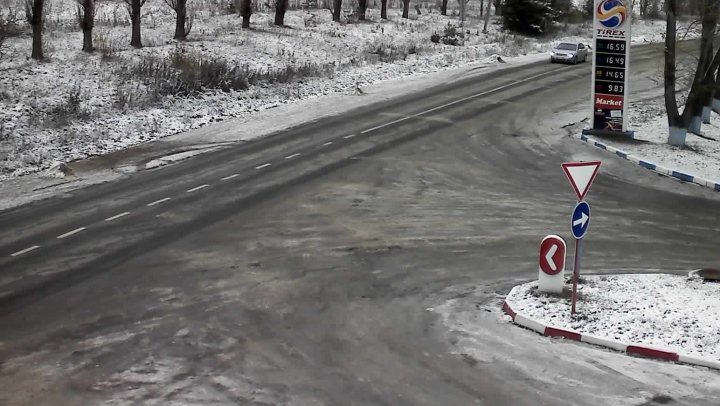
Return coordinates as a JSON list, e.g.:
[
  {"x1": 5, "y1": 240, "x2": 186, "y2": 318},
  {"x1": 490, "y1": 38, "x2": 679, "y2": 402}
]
[
  {"x1": 538, "y1": 268, "x2": 564, "y2": 294},
  {"x1": 581, "y1": 128, "x2": 635, "y2": 139},
  {"x1": 702, "y1": 106, "x2": 712, "y2": 124},
  {"x1": 668, "y1": 126, "x2": 688, "y2": 146},
  {"x1": 713, "y1": 99, "x2": 720, "y2": 114},
  {"x1": 689, "y1": 116, "x2": 702, "y2": 135}
]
